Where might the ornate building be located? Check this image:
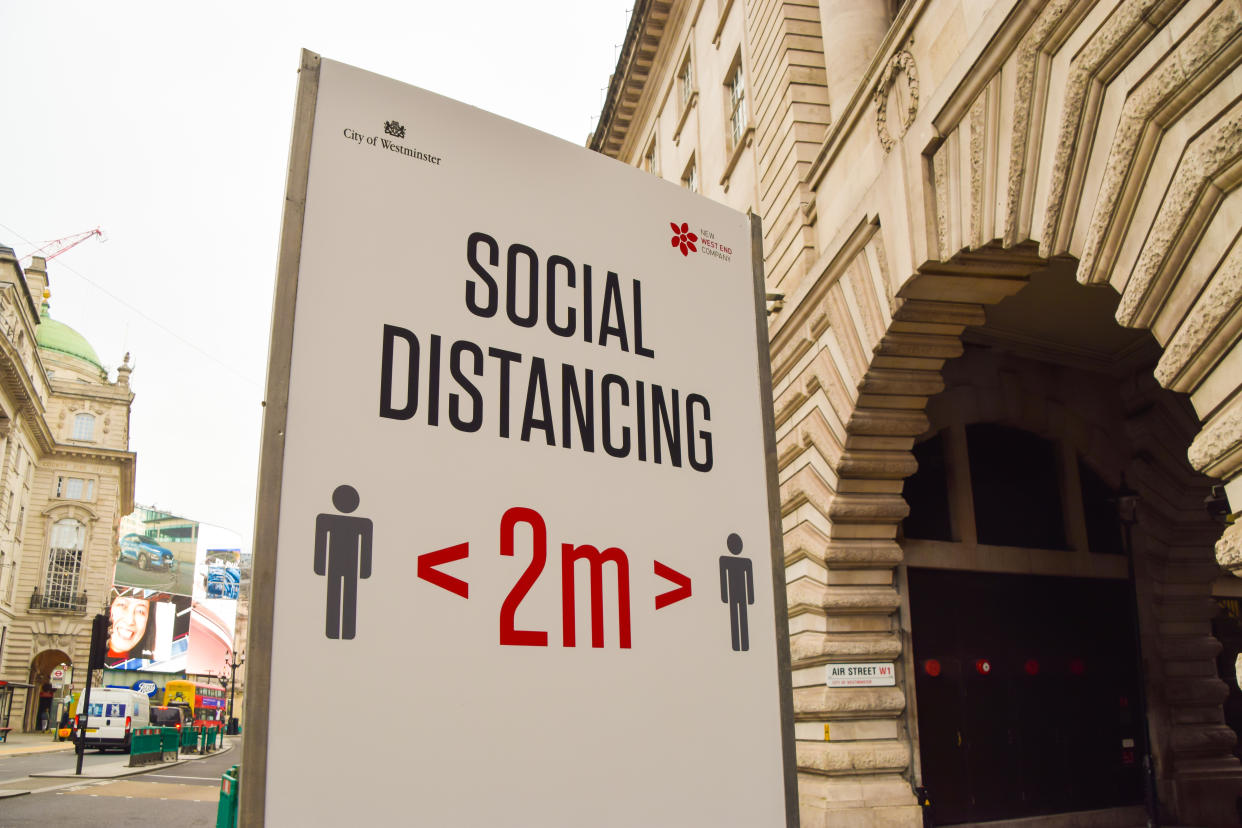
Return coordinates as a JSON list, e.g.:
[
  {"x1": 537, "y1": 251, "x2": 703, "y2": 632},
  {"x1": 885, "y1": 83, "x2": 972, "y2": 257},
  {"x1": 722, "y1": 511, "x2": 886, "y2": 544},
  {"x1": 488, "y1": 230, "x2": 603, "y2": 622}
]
[
  {"x1": 0, "y1": 247, "x2": 135, "y2": 732},
  {"x1": 593, "y1": 0, "x2": 1242, "y2": 825}
]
